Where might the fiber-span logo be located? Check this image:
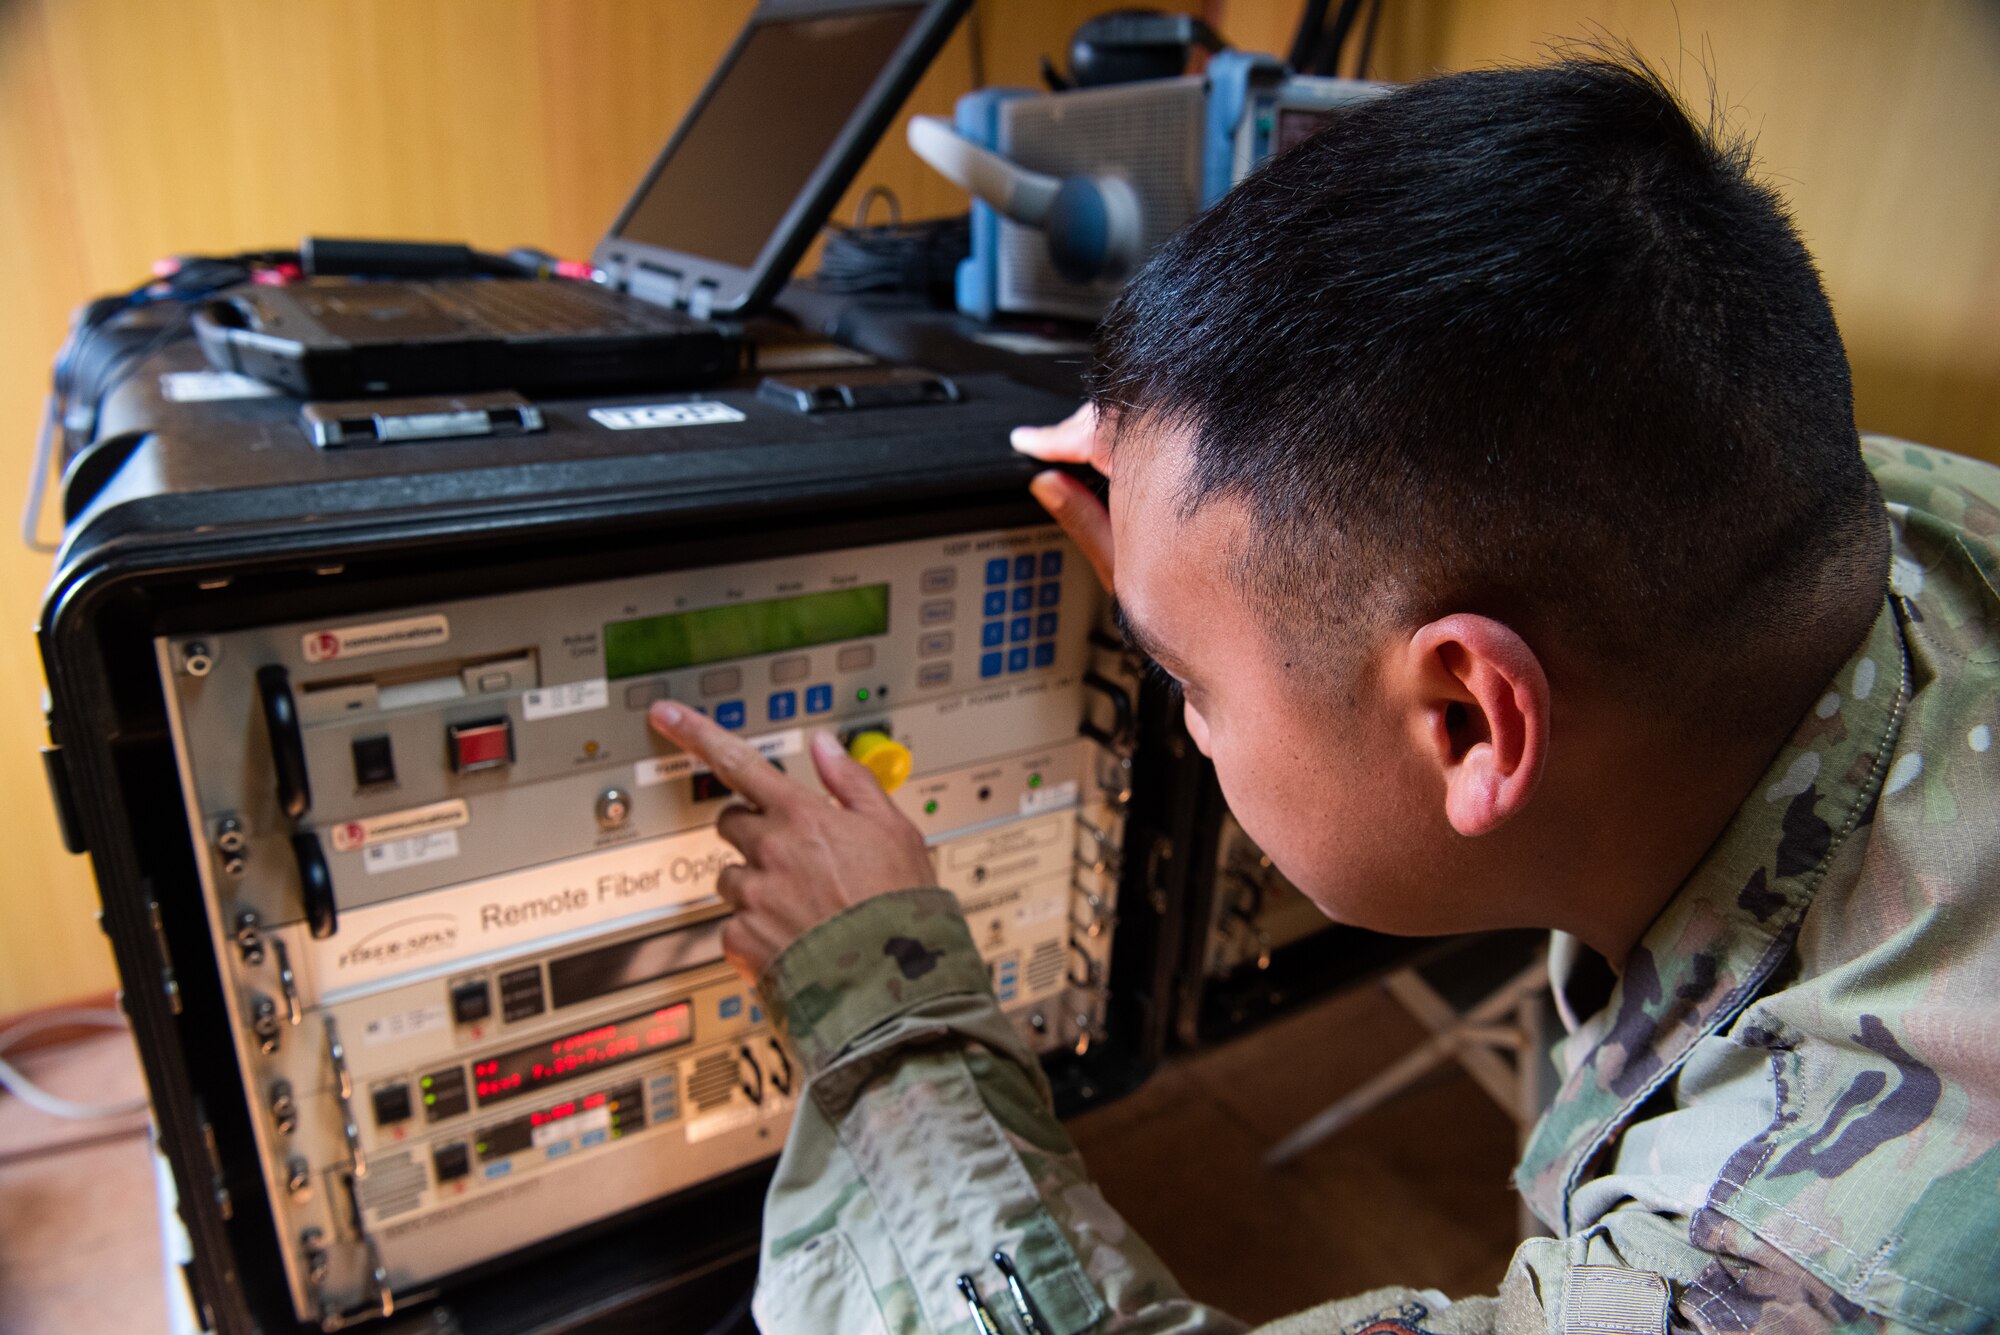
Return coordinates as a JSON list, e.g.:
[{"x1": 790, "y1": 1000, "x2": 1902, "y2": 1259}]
[
  {"x1": 335, "y1": 913, "x2": 459, "y2": 973},
  {"x1": 301, "y1": 614, "x2": 450, "y2": 664}
]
